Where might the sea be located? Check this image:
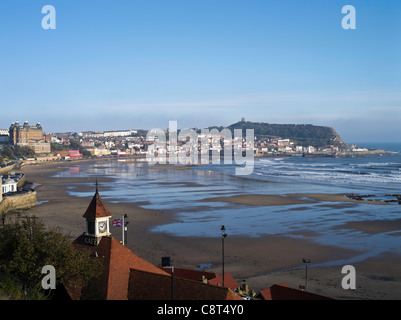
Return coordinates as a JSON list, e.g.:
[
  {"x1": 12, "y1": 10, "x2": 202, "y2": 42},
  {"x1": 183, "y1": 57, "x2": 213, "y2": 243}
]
[{"x1": 53, "y1": 142, "x2": 401, "y2": 264}]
